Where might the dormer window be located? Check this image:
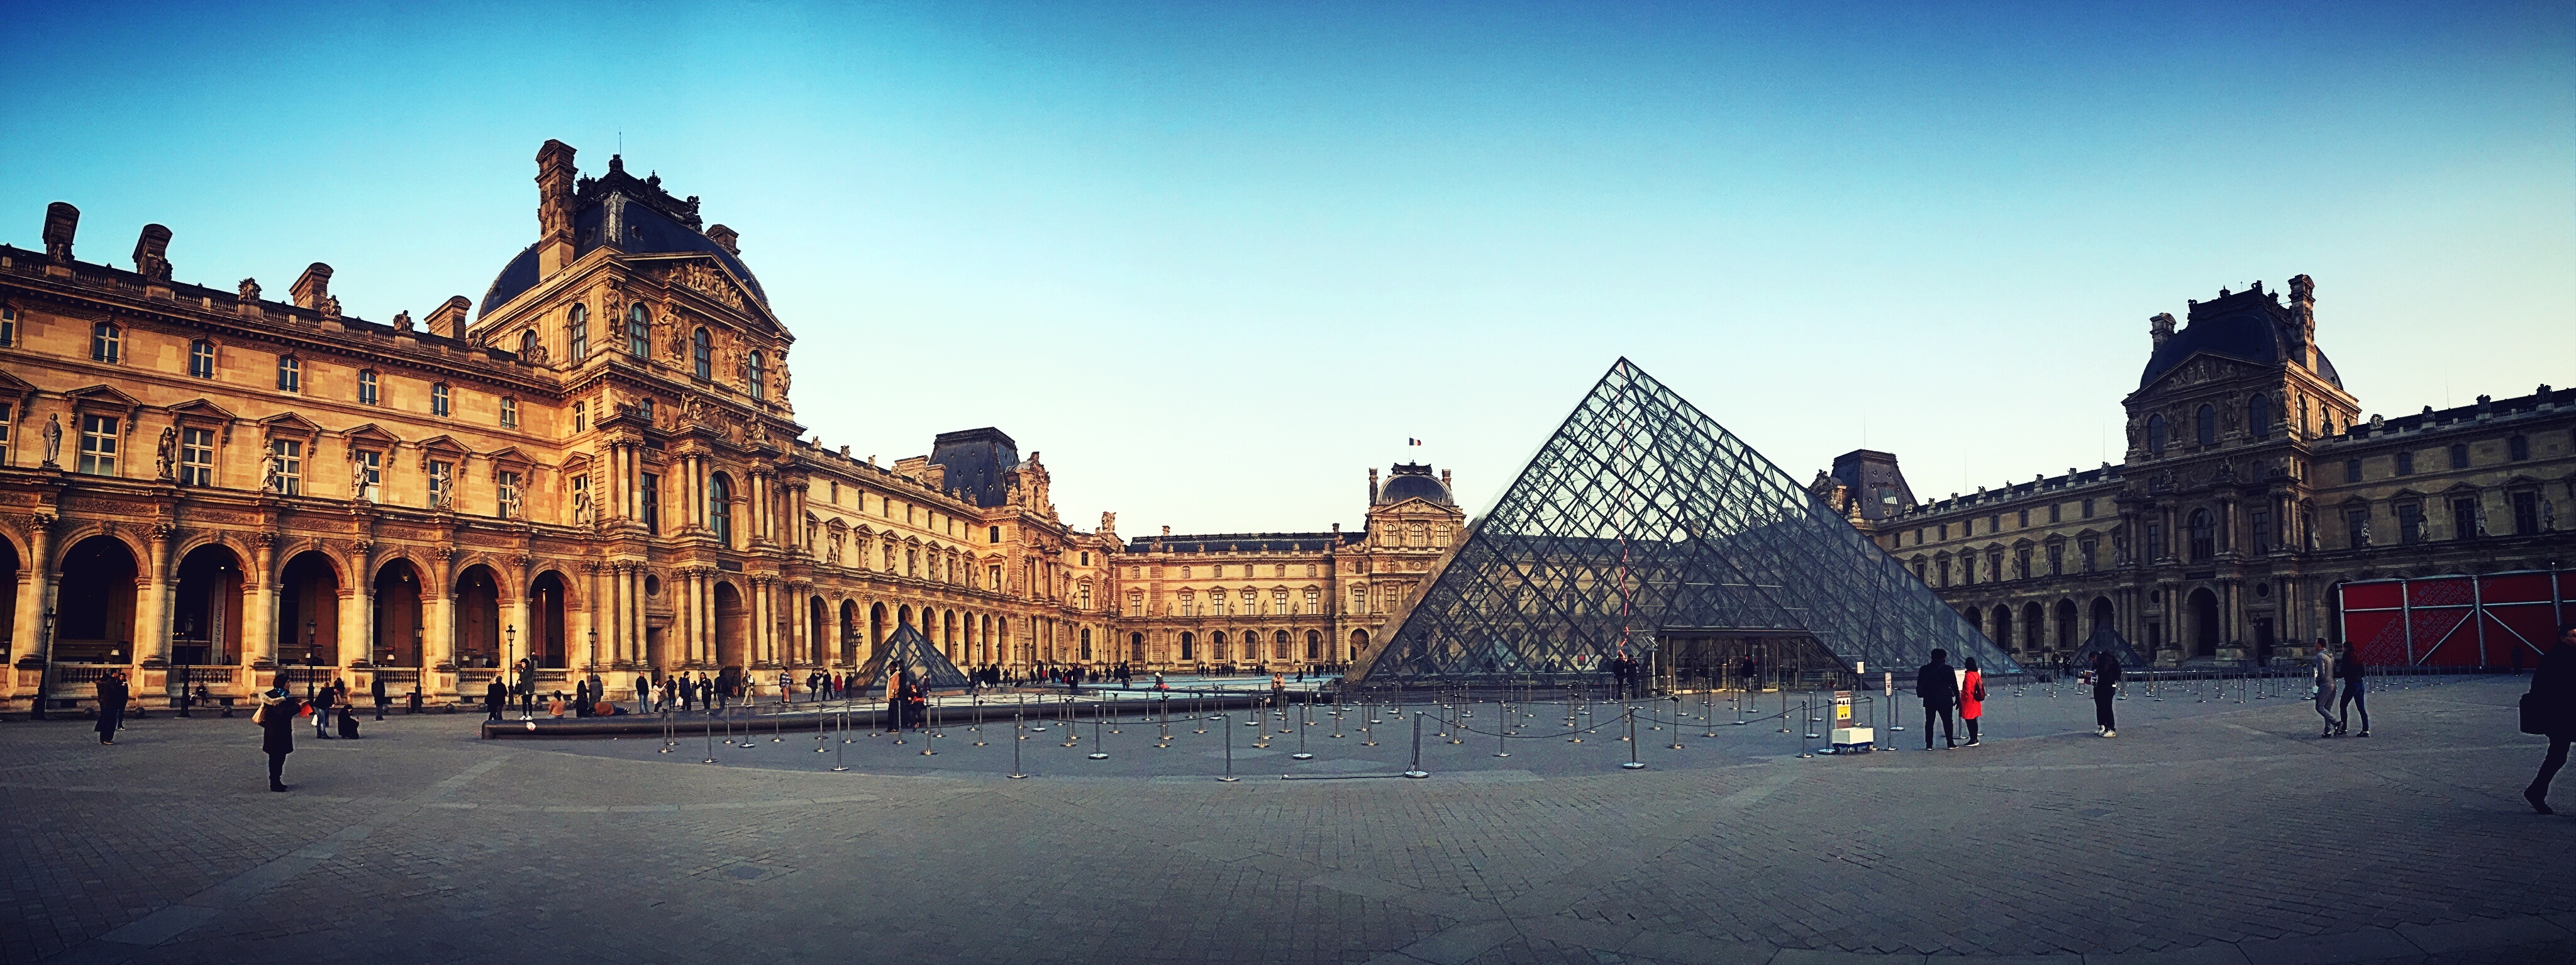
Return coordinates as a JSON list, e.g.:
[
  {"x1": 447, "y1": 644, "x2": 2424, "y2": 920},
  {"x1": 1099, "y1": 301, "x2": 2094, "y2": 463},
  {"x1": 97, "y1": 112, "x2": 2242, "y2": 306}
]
[
  {"x1": 2248, "y1": 396, "x2": 2271, "y2": 440},
  {"x1": 519, "y1": 330, "x2": 540, "y2": 357},
  {"x1": 0, "y1": 304, "x2": 16, "y2": 345}
]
